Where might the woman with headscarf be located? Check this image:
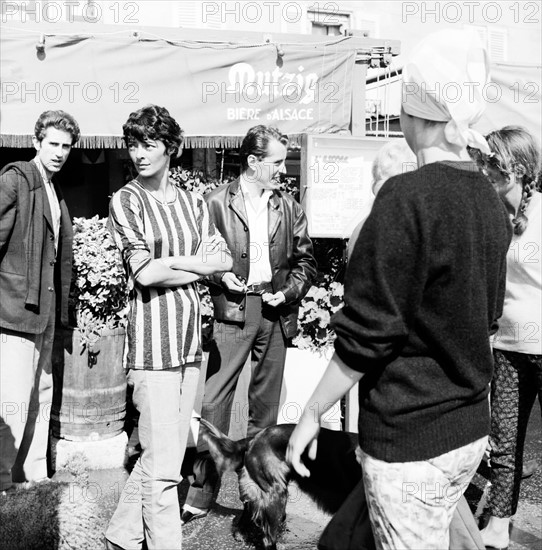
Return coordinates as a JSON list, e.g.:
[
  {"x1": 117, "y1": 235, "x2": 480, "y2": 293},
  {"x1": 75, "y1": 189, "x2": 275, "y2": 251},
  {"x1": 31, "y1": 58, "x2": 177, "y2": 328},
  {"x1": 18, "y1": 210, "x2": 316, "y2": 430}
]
[
  {"x1": 473, "y1": 126, "x2": 541, "y2": 550},
  {"x1": 287, "y1": 30, "x2": 512, "y2": 550}
]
